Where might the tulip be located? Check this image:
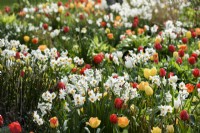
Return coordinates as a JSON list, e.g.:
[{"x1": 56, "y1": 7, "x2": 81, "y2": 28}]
[
  {"x1": 144, "y1": 68, "x2": 151, "y2": 79},
  {"x1": 185, "y1": 31, "x2": 191, "y2": 39},
  {"x1": 188, "y1": 56, "x2": 196, "y2": 65},
  {"x1": 110, "y1": 114, "x2": 118, "y2": 124},
  {"x1": 118, "y1": 117, "x2": 129, "y2": 128},
  {"x1": 167, "y1": 125, "x2": 174, "y2": 133},
  {"x1": 49, "y1": 117, "x2": 59, "y2": 128},
  {"x1": 0, "y1": 115, "x2": 3, "y2": 127},
  {"x1": 86, "y1": 117, "x2": 101, "y2": 128},
  {"x1": 107, "y1": 33, "x2": 114, "y2": 40},
  {"x1": 8, "y1": 121, "x2": 22, "y2": 133},
  {"x1": 24, "y1": 35, "x2": 30, "y2": 42},
  {"x1": 145, "y1": 85, "x2": 153, "y2": 96},
  {"x1": 151, "y1": 127, "x2": 161, "y2": 133},
  {"x1": 160, "y1": 68, "x2": 166, "y2": 77},
  {"x1": 138, "y1": 81, "x2": 149, "y2": 91},
  {"x1": 168, "y1": 45, "x2": 175, "y2": 53},
  {"x1": 38, "y1": 45, "x2": 47, "y2": 51},
  {"x1": 178, "y1": 49, "x2": 184, "y2": 57},
  {"x1": 182, "y1": 37, "x2": 188, "y2": 44},
  {"x1": 180, "y1": 110, "x2": 189, "y2": 121},
  {"x1": 114, "y1": 98, "x2": 124, "y2": 109}
]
